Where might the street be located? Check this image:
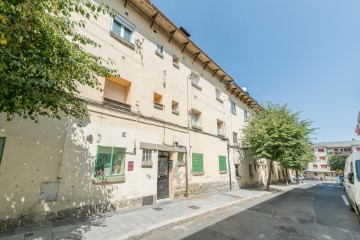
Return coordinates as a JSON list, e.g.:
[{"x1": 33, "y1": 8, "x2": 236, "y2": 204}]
[{"x1": 143, "y1": 181, "x2": 360, "y2": 240}]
